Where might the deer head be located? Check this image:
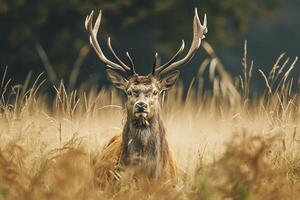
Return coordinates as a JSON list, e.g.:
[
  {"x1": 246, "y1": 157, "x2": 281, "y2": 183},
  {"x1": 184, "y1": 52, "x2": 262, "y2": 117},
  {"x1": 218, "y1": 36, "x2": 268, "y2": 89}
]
[{"x1": 85, "y1": 9, "x2": 207, "y2": 126}]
